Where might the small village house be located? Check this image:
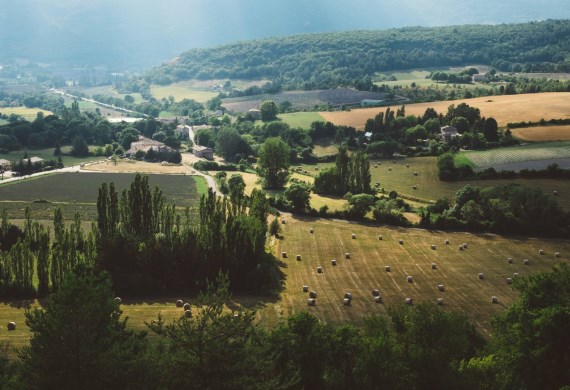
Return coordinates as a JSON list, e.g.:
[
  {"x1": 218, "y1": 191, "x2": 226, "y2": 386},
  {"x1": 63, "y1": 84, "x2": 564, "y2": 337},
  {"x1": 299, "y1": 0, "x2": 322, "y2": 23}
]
[
  {"x1": 440, "y1": 125, "x2": 460, "y2": 142},
  {"x1": 193, "y1": 145, "x2": 214, "y2": 160},
  {"x1": 126, "y1": 136, "x2": 173, "y2": 157},
  {"x1": 0, "y1": 159, "x2": 10, "y2": 171}
]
